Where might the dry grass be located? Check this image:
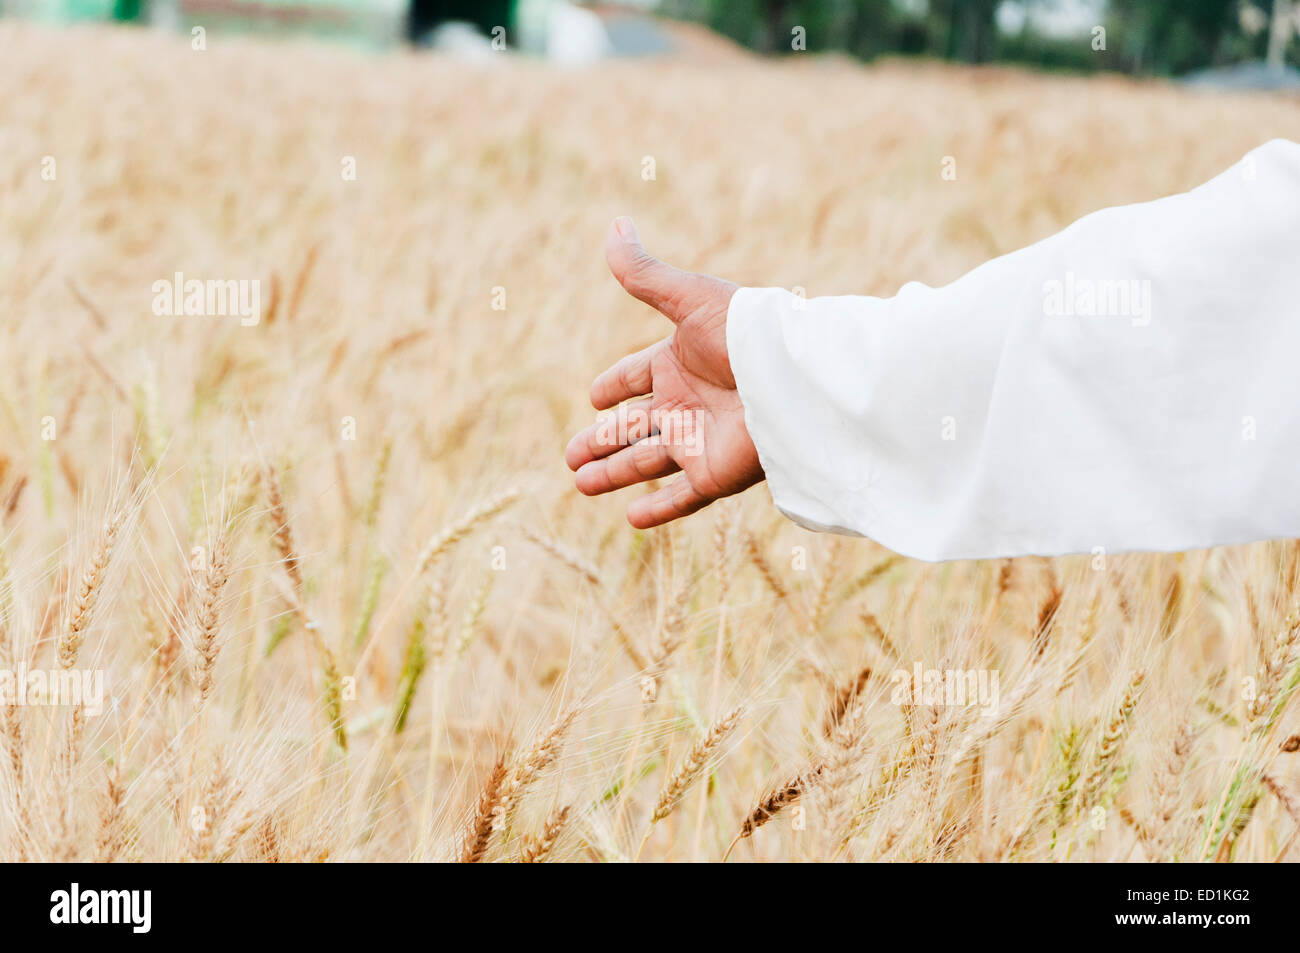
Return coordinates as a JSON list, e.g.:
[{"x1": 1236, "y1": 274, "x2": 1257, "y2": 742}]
[{"x1": 1, "y1": 21, "x2": 1300, "y2": 861}]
